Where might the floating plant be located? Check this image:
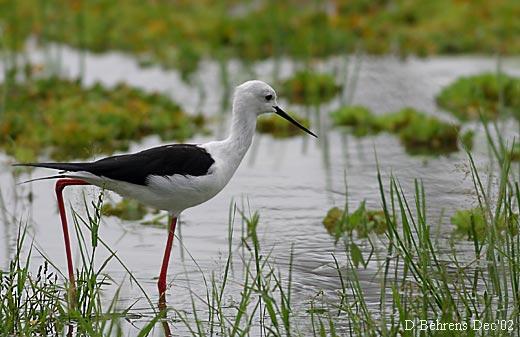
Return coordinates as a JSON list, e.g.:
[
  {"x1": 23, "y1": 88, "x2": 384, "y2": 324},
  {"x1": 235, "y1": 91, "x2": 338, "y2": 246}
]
[
  {"x1": 323, "y1": 201, "x2": 387, "y2": 240},
  {"x1": 397, "y1": 111, "x2": 460, "y2": 155},
  {"x1": 330, "y1": 105, "x2": 381, "y2": 136},
  {"x1": 101, "y1": 199, "x2": 151, "y2": 221},
  {"x1": 331, "y1": 106, "x2": 465, "y2": 155},
  {"x1": 436, "y1": 73, "x2": 520, "y2": 121},
  {"x1": 1, "y1": 77, "x2": 203, "y2": 161},
  {"x1": 451, "y1": 208, "x2": 518, "y2": 242}
]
